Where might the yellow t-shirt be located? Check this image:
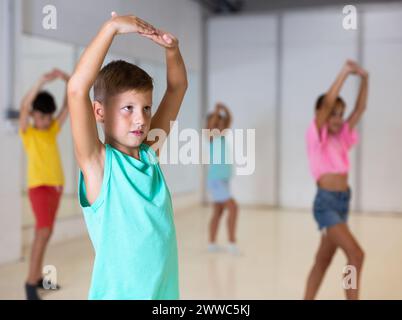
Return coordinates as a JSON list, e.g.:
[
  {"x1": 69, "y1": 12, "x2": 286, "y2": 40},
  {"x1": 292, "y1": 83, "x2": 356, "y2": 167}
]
[{"x1": 19, "y1": 120, "x2": 64, "y2": 188}]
